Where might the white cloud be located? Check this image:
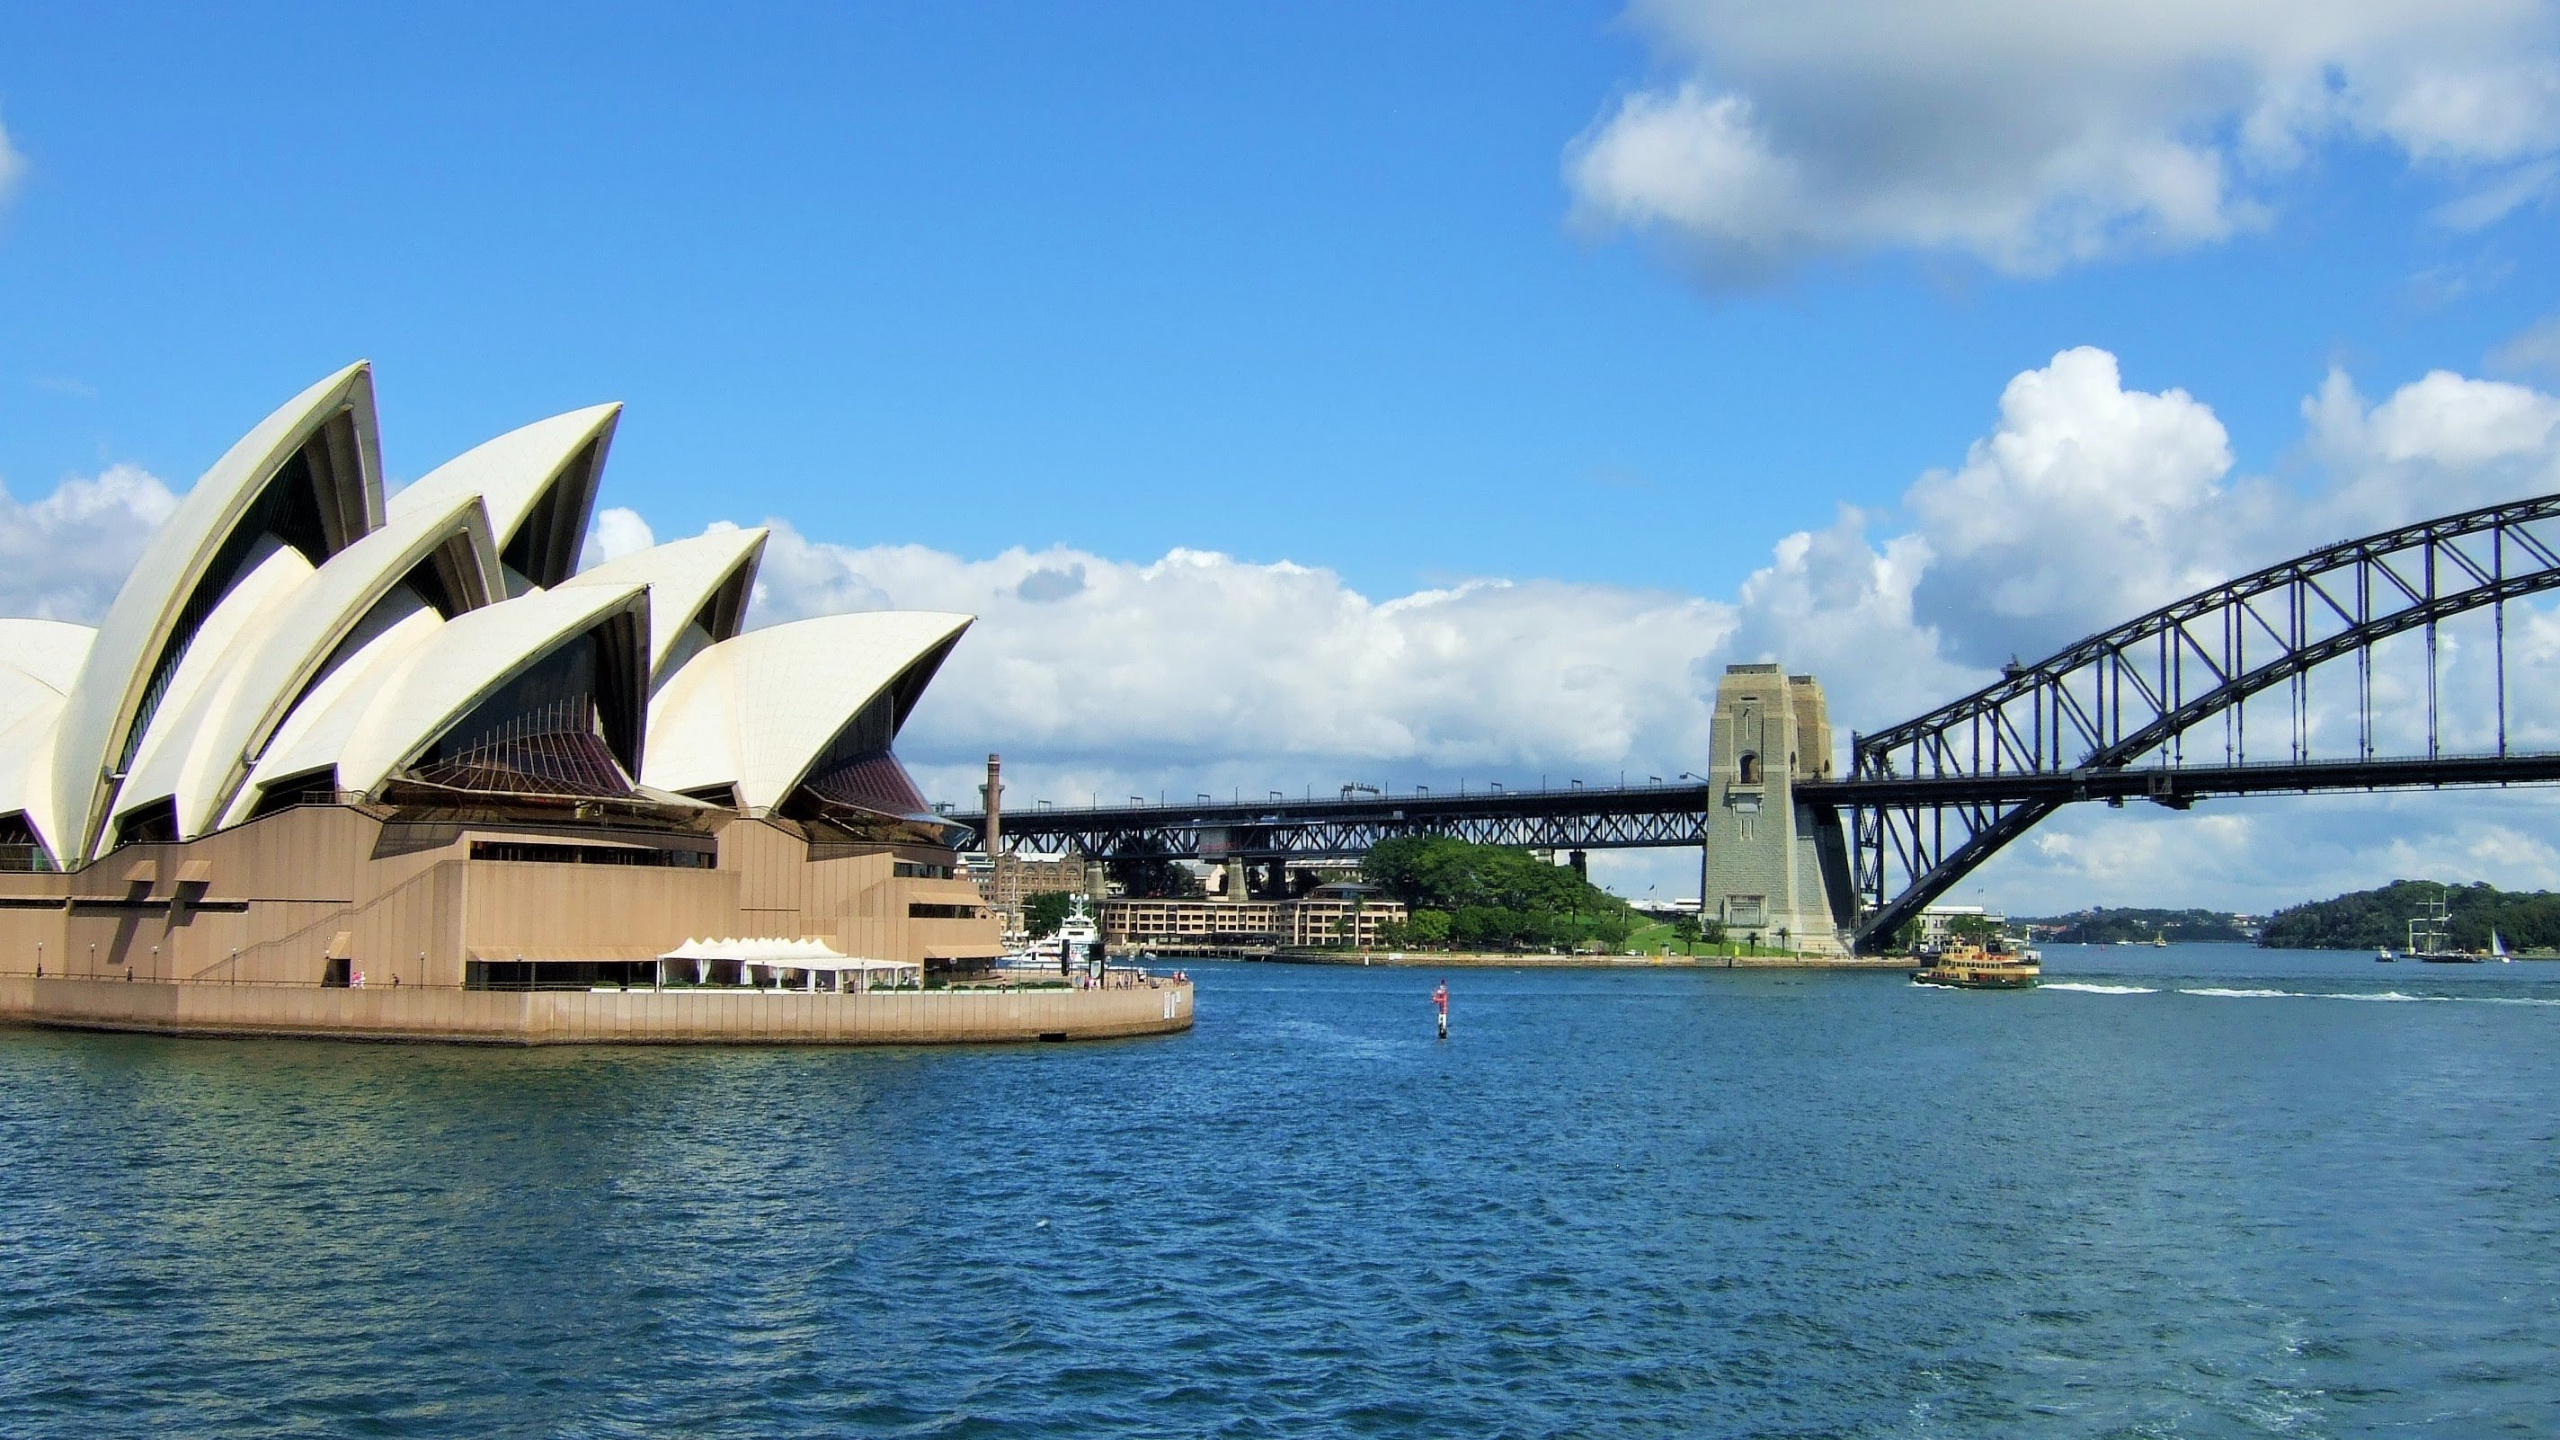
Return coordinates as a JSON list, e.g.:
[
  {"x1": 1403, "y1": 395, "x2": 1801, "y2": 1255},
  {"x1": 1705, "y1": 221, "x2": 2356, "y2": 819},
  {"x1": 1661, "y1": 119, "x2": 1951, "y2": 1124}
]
[
  {"x1": 1568, "y1": 0, "x2": 2560, "y2": 281},
  {"x1": 2304, "y1": 366, "x2": 2560, "y2": 529},
  {"x1": 1905, "y1": 347, "x2": 2263, "y2": 664},
  {"x1": 579, "y1": 505, "x2": 656, "y2": 568},
  {"x1": 0, "y1": 465, "x2": 177, "y2": 622},
  {"x1": 1724, "y1": 508, "x2": 1970, "y2": 725},
  {"x1": 747, "y1": 526, "x2": 1736, "y2": 798}
]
